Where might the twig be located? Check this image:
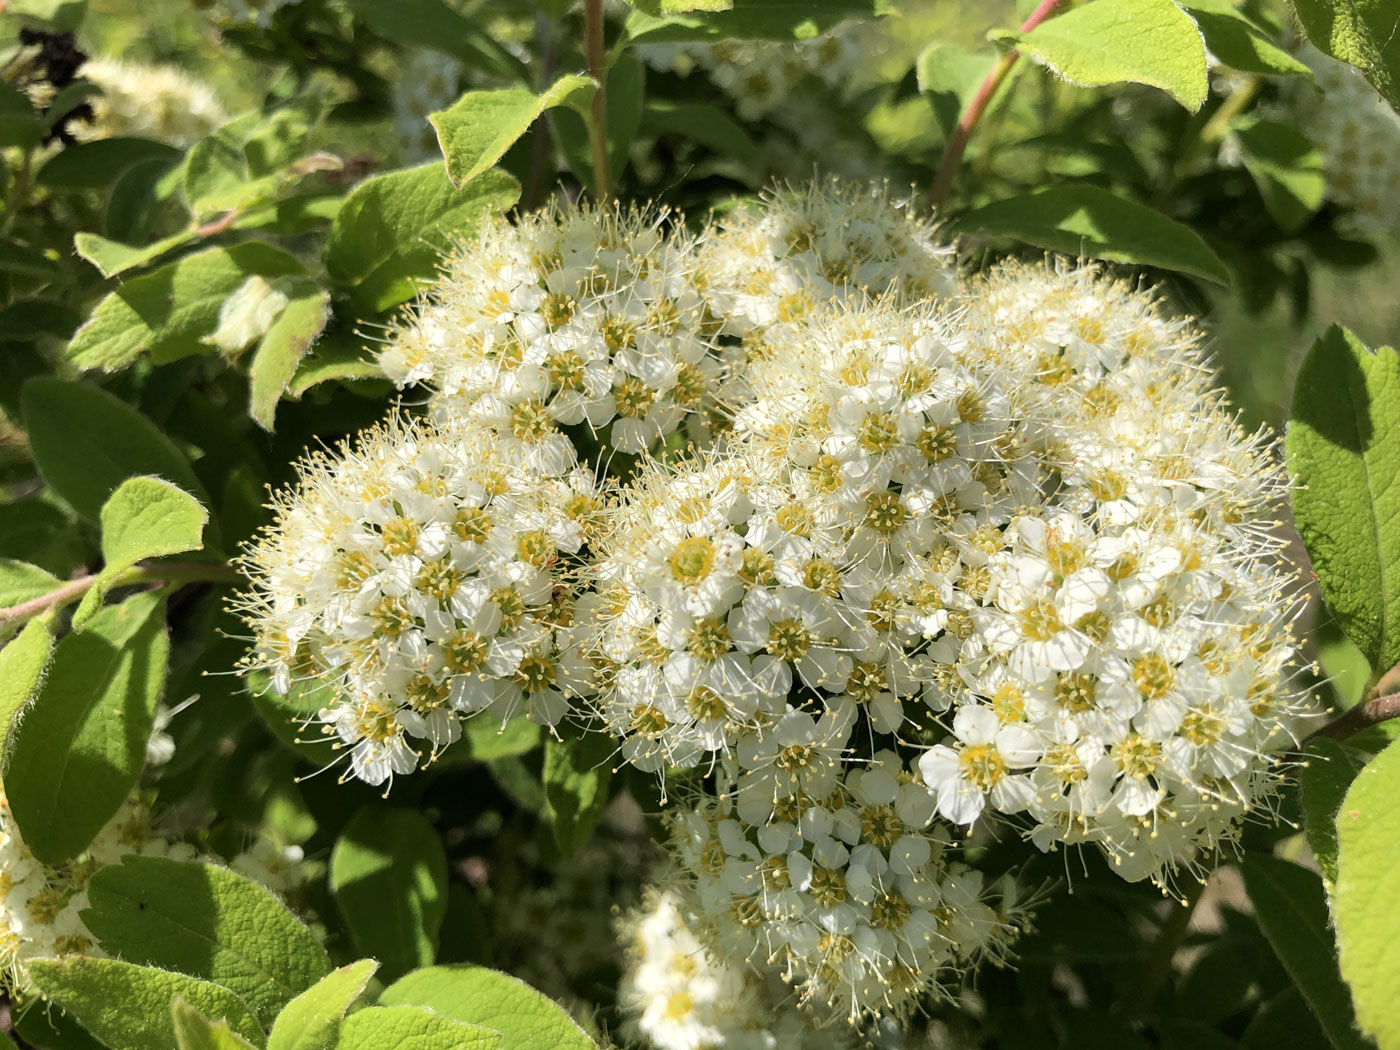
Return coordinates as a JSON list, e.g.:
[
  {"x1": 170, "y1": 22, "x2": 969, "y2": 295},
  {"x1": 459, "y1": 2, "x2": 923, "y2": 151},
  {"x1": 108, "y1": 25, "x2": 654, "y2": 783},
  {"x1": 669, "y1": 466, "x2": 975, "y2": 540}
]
[
  {"x1": 584, "y1": 0, "x2": 612, "y2": 200},
  {"x1": 1303, "y1": 693, "x2": 1400, "y2": 745},
  {"x1": 0, "y1": 561, "x2": 240, "y2": 627},
  {"x1": 925, "y1": 0, "x2": 1066, "y2": 211}
]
